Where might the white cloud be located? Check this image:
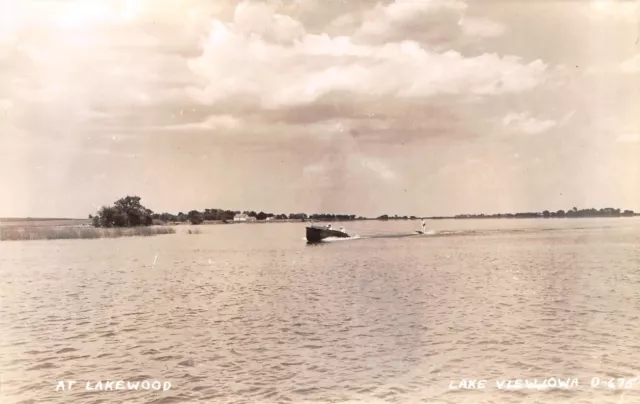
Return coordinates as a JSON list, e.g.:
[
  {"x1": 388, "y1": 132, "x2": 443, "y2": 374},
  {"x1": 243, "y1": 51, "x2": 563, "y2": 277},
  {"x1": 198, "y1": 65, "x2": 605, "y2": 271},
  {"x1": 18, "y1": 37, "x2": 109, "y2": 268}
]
[
  {"x1": 163, "y1": 114, "x2": 240, "y2": 131},
  {"x1": 327, "y1": 0, "x2": 506, "y2": 47},
  {"x1": 356, "y1": 0, "x2": 466, "y2": 38},
  {"x1": 1, "y1": 0, "x2": 205, "y2": 115},
  {"x1": 233, "y1": 1, "x2": 305, "y2": 43},
  {"x1": 0, "y1": 0, "x2": 551, "y2": 145},
  {"x1": 459, "y1": 16, "x2": 505, "y2": 38},
  {"x1": 502, "y1": 112, "x2": 557, "y2": 134},
  {"x1": 188, "y1": 22, "x2": 548, "y2": 108}
]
